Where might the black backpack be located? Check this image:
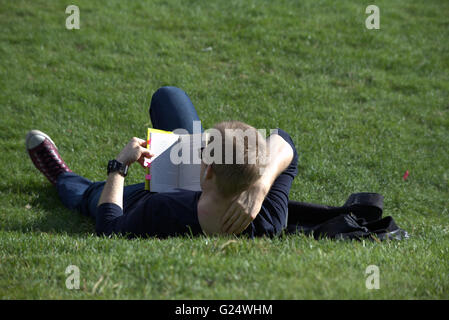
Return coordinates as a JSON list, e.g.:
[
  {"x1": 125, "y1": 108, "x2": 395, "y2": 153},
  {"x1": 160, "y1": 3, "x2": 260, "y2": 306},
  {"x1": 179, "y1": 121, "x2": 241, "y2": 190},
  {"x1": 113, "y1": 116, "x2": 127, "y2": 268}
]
[{"x1": 286, "y1": 193, "x2": 409, "y2": 241}]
